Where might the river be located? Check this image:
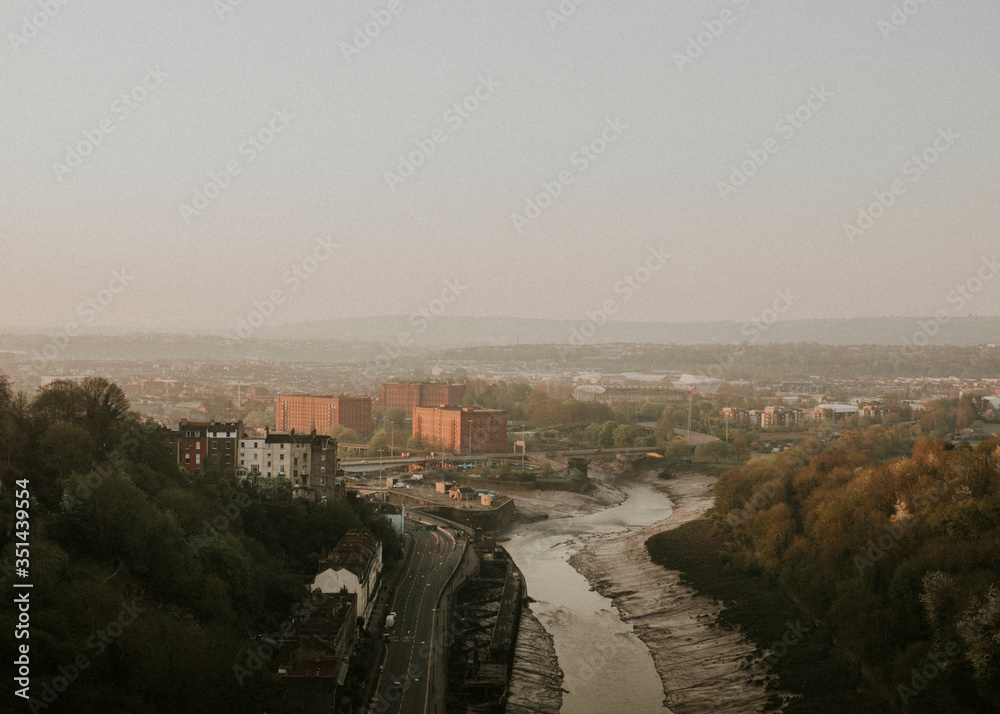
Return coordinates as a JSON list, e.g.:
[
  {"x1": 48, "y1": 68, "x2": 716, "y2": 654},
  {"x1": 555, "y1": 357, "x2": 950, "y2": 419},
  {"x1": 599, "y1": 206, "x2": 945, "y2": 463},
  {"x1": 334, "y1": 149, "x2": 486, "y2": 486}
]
[{"x1": 503, "y1": 469, "x2": 676, "y2": 714}]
